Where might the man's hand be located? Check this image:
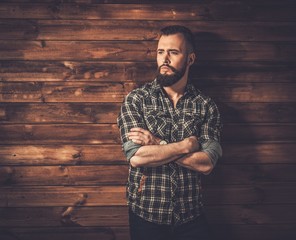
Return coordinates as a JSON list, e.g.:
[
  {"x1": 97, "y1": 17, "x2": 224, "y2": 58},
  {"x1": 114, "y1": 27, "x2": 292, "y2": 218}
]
[
  {"x1": 127, "y1": 127, "x2": 161, "y2": 146},
  {"x1": 181, "y1": 136, "x2": 200, "y2": 153}
]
